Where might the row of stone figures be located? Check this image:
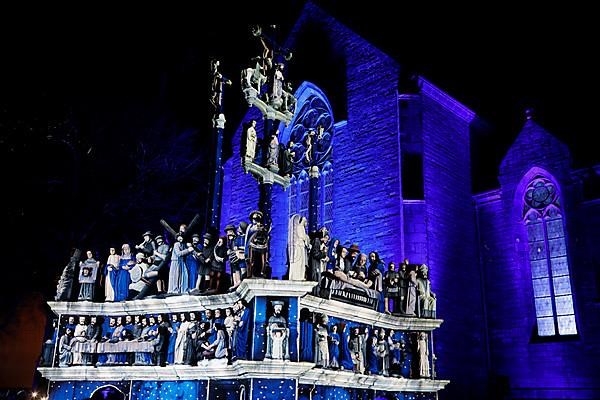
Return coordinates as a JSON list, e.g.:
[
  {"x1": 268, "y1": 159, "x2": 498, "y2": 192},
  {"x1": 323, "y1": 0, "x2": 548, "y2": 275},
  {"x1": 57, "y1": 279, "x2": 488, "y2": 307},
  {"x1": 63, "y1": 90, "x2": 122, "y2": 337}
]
[
  {"x1": 241, "y1": 119, "x2": 326, "y2": 177},
  {"x1": 58, "y1": 214, "x2": 271, "y2": 302},
  {"x1": 240, "y1": 26, "x2": 296, "y2": 117},
  {"x1": 42, "y1": 302, "x2": 251, "y2": 368},
  {"x1": 42, "y1": 308, "x2": 430, "y2": 380},
  {"x1": 288, "y1": 219, "x2": 437, "y2": 317},
  {"x1": 307, "y1": 314, "x2": 431, "y2": 379},
  {"x1": 57, "y1": 213, "x2": 435, "y2": 319},
  {"x1": 241, "y1": 119, "x2": 296, "y2": 176}
]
